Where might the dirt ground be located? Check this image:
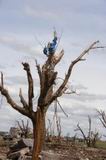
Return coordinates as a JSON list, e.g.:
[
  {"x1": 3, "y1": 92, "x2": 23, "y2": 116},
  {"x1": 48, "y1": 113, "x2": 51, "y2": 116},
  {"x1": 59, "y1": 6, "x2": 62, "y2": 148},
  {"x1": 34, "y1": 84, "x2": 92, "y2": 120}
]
[
  {"x1": 44, "y1": 143, "x2": 106, "y2": 160},
  {"x1": 1, "y1": 143, "x2": 106, "y2": 160},
  {"x1": 0, "y1": 147, "x2": 8, "y2": 160}
]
